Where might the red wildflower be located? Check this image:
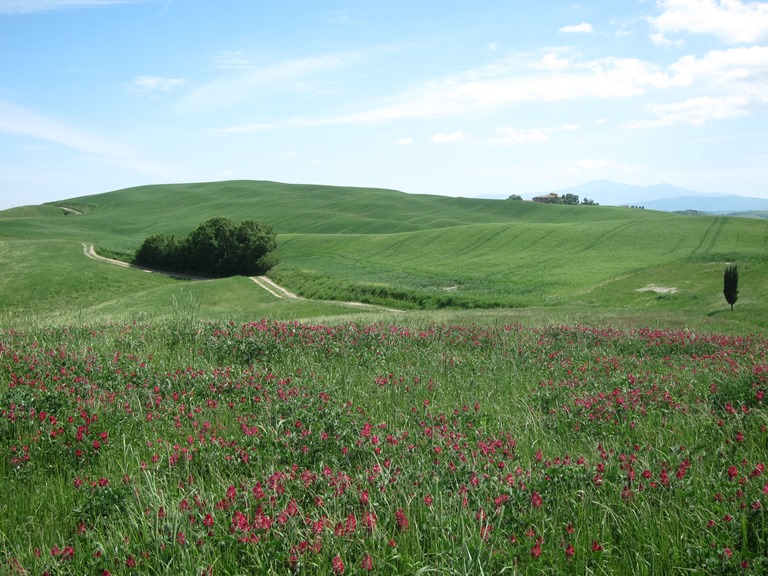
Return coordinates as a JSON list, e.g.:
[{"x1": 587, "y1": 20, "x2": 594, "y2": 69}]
[
  {"x1": 332, "y1": 555, "x2": 345, "y2": 574},
  {"x1": 531, "y1": 491, "x2": 542, "y2": 508},
  {"x1": 362, "y1": 511, "x2": 377, "y2": 531},
  {"x1": 395, "y1": 508, "x2": 409, "y2": 531},
  {"x1": 424, "y1": 494, "x2": 433, "y2": 507},
  {"x1": 345, "y1": 513, "x2": 357, "y2": 534},
  {"x1": 565, "y1": 543, "x2": 575, "y2": 558},
  {"x1": 361, "y1": 553, "x2": 373, "y2": 571},
  {"x1": 531, "y1": 542, "x2": 542, "y2": 558},
  {"x1": 592, "y1": 541, "x2": 603, "y2": 552}
]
